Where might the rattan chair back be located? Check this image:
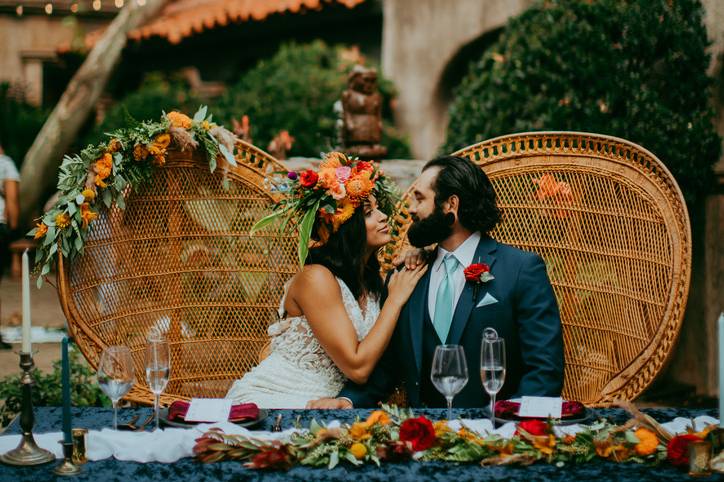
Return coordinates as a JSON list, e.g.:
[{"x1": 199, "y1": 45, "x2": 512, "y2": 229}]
[
  {"x1": 381, "y1": 132, "x2": 691, "y2": 406},
  {"x1": 58, "y1": 142, "x2": 298, "y2": 406}
]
